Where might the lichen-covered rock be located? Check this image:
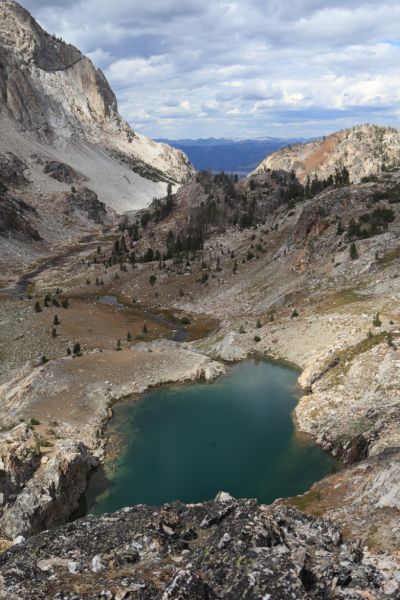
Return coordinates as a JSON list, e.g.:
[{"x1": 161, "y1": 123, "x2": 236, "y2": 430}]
[{"x1": 0, "y1": 495, "x2": 394, "y2": 599}]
